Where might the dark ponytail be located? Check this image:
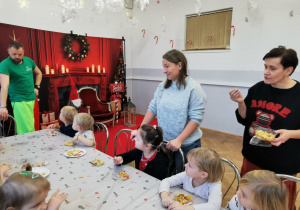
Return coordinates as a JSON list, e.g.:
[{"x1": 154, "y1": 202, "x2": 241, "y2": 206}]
[{"x1": 140, "y1": 124, "x2": 172, "y2": 162}]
